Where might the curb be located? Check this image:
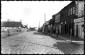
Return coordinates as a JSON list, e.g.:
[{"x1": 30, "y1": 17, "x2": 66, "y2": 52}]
[{"x1": 50, "y1": 34, "x2": 84, "y2": 45}]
